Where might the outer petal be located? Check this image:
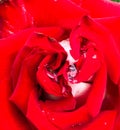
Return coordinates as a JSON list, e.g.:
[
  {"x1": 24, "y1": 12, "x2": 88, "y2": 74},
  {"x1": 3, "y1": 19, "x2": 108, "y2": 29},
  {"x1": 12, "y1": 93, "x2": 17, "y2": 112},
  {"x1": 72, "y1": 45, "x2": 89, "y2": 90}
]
[
  {"x1": 82, "y1": 110, "x2": 117, "y2": 130},
  {"x1": 96, "y1": 17, "x2": 120, "y2": 52},
  {"x1": 81, "y1": 0, "x2": 120, "y2": 18},
  {"x1": 26, "y1": 90, "x2": 59, "y2": 130},
  {"x1": 65, "y1": 110, "x2": 117, "y2": 130},
  {"x1": 0, "y1": 78, "x2": 36, "y2": 130},
  {"x1": 0, "y1": 28, "x2": 34, "y2": 80},
  {"x1": 10, "y1": 49, "x2": 42, "y2": 113},
  {"x1": 22, "y1": 0, "x2": 87, "y2": 26},
  {"x1": 0, "y1": 1, "x2": 28, "y2": 37}
]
